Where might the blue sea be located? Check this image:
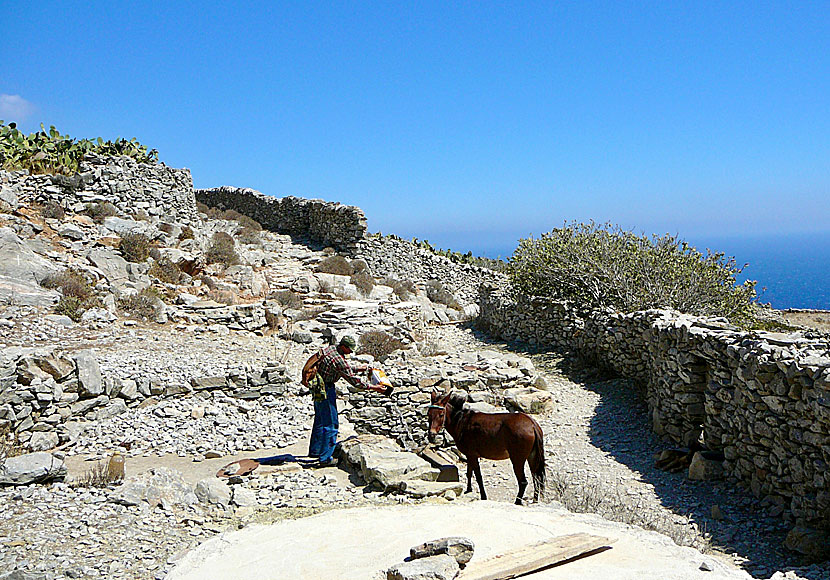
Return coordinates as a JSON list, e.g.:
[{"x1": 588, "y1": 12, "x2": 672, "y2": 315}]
[{"x1": 450, "y1": 231, "x2": 830, "y2": 310}]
